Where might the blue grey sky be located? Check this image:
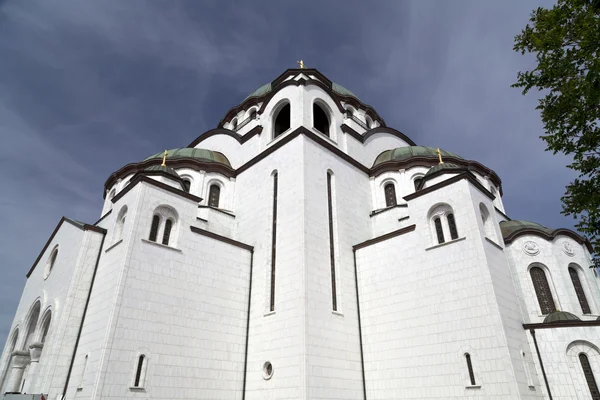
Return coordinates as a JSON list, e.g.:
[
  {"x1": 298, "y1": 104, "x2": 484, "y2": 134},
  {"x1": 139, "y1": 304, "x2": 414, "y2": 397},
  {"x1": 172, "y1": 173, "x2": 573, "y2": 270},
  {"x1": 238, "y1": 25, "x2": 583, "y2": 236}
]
[{"x1": 0, "y1": 0, "x2": 567, "y2": 348}]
